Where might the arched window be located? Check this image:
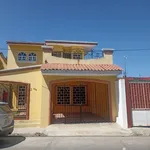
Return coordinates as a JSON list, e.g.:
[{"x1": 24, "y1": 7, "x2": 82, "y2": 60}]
[
  {"x1": 18, "y1": 52, "x2": 27, "y2": 61},
  {"x1": 28, "y1": 53, "x2": 37, "y2": 62}
]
